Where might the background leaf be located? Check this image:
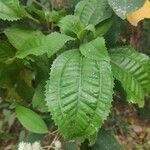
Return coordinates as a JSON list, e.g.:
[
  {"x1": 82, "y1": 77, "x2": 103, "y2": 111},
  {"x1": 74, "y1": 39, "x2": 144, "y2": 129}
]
[
  {"x1": 92, "y1": 129, "x2": 122, "y2": 150},
  {"x1": 16, "y1": 105, "x2": 48, "y2": 134},
  {"x1": 0, "y1": 0, "x2": 27, "y2": 21},
  {"x1": 108, "y1": 0, "x2": 145, "y2": 19},
  {"x1": 127, "y1": 0, "x2": 150, "y2": 26}
]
